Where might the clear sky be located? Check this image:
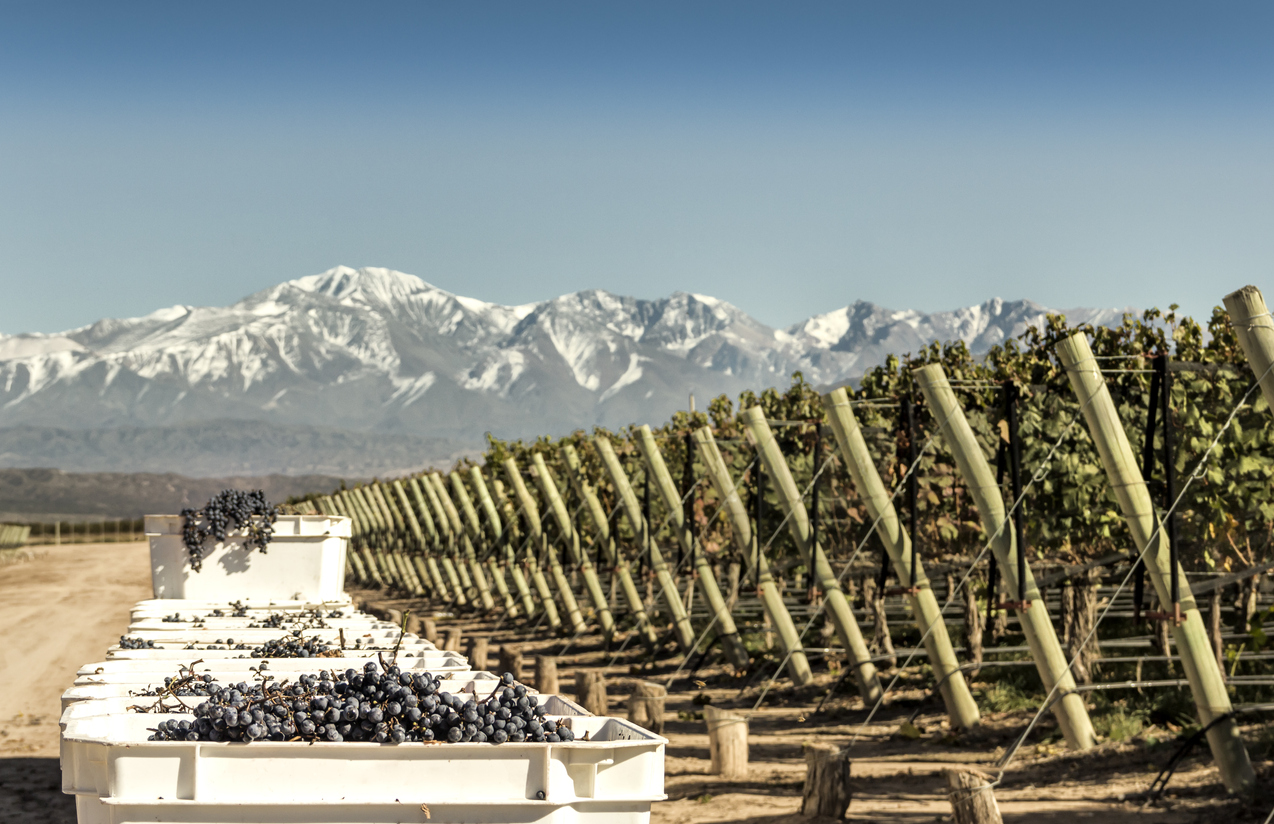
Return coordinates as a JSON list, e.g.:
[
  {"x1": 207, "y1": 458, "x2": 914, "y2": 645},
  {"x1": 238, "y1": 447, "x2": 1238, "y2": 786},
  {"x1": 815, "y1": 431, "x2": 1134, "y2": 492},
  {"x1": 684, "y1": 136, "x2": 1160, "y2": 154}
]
[{"x1": 2, "y1": 2, "x2": 1272, "y2": 334}]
